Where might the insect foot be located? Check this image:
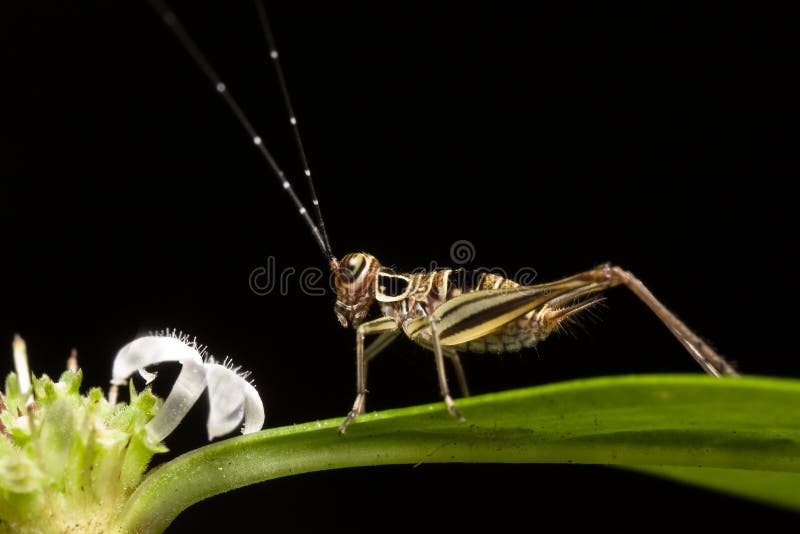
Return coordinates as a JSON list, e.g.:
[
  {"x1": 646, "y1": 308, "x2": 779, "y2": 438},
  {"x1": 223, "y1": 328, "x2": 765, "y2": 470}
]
[
  {"x1": 445, "y1": 395, "x2": 465, "y2": 422},
  {"x1": 338, "y1": 392, "x2": 367, "y2": 435}
]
